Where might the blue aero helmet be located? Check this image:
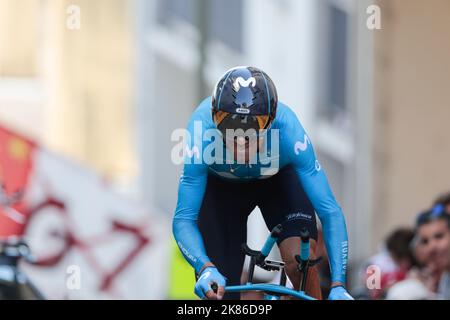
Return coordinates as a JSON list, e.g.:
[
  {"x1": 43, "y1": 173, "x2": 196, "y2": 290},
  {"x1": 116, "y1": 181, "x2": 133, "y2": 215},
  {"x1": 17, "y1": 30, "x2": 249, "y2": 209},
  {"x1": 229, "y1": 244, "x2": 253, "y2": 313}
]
[{"x1": 211, "y1": 66, "x2": 278, "y2": 138}]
